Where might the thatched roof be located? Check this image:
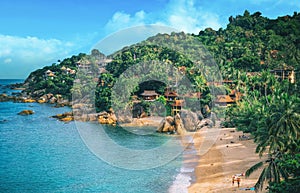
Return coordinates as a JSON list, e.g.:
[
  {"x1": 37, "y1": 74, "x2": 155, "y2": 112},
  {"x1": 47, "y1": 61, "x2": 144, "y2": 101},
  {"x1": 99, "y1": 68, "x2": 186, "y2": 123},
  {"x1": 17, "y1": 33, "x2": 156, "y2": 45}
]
[
  {"x1": 164, "y1": 90, "x2": 178, "y2": 97},
  {"x1": 215, "y1": 95, "x2": 234, "y2": 103},
  {"x1": 140, "y1": 90, "x2": 159, "y2": 96}
]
